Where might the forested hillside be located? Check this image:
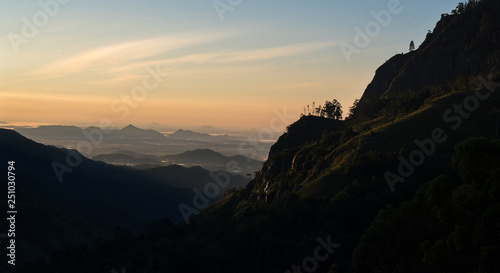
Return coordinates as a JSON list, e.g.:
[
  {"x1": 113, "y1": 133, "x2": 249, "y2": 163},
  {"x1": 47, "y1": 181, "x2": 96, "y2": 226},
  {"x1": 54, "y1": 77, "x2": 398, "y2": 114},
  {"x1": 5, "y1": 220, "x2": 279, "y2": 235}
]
[{"x1": 13, "y1": 0, "x2": 500, "y2": 272}]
